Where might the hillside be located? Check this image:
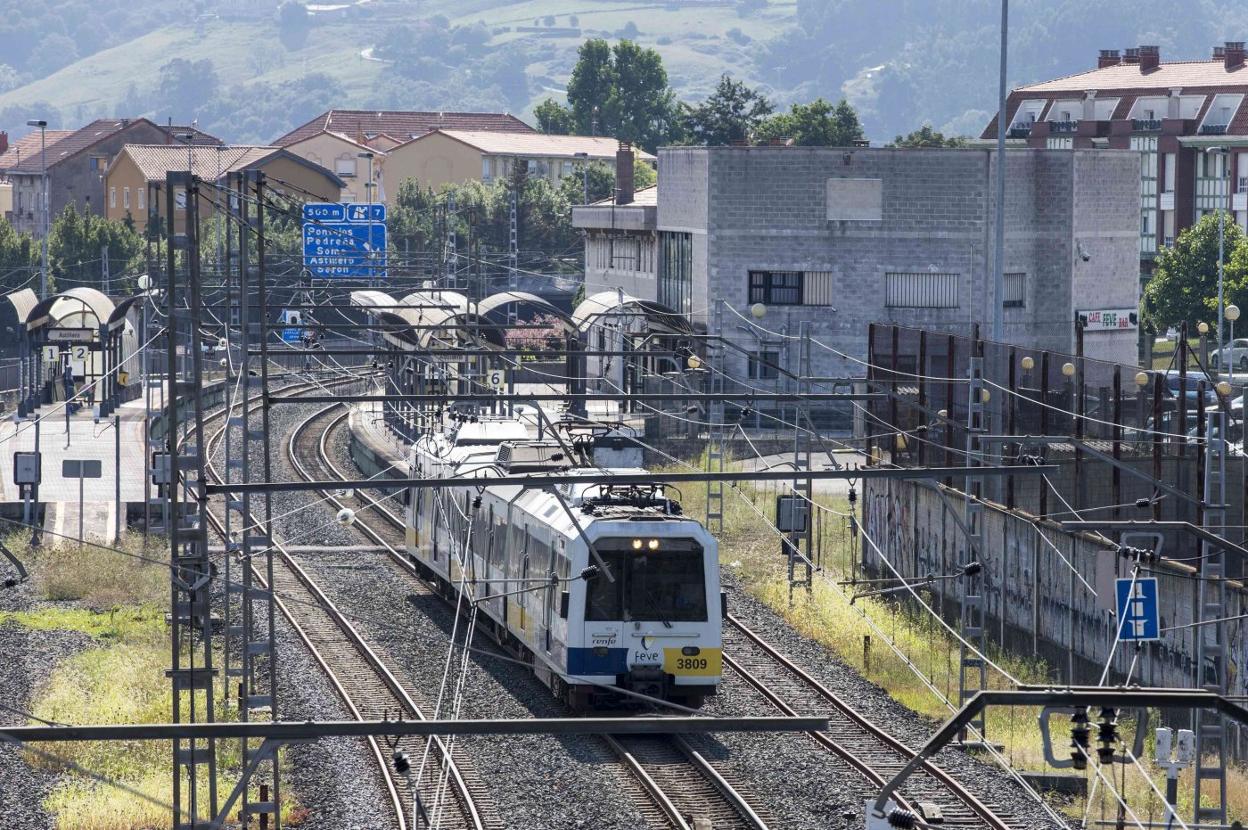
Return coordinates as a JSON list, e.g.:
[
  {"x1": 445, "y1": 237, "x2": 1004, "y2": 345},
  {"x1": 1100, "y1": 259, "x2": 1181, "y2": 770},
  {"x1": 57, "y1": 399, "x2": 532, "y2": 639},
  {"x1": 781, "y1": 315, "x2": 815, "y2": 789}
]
[
  {"x1": 0, "y1": 0, "x2": 797, "y2": 144},
  {"x1": 6, "y1": 0, "x2": 1248, "y2": 145}
]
